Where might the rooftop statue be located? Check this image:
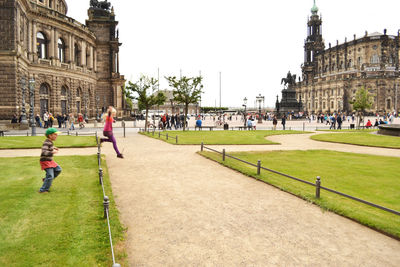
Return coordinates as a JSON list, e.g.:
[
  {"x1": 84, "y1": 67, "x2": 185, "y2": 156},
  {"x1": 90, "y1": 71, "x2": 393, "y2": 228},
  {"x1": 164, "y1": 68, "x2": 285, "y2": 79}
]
[{"x1": 90, "y1": 0, "x2": 111, "y2": 11}]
